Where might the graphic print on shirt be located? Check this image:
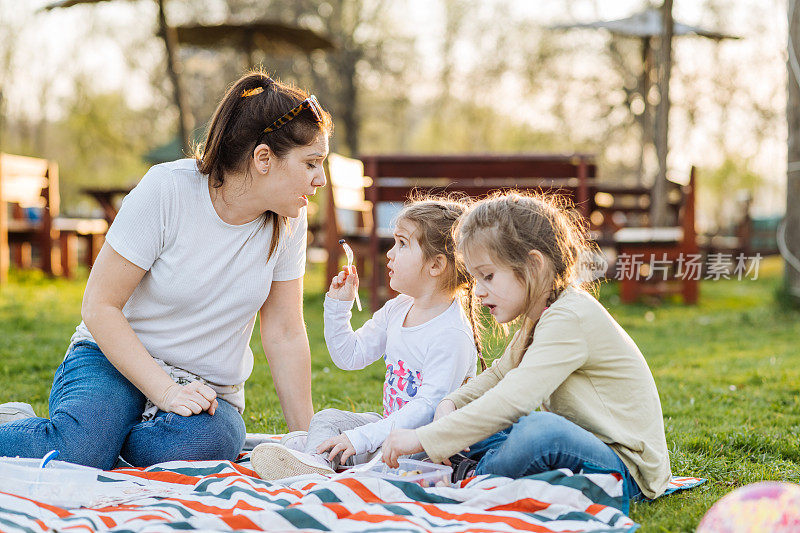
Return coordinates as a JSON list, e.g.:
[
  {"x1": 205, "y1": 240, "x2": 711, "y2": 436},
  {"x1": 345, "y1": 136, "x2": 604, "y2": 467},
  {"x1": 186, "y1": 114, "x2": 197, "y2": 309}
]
[{"x1": 382, "y1": 356, "x2": 423, "y2": 416}]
